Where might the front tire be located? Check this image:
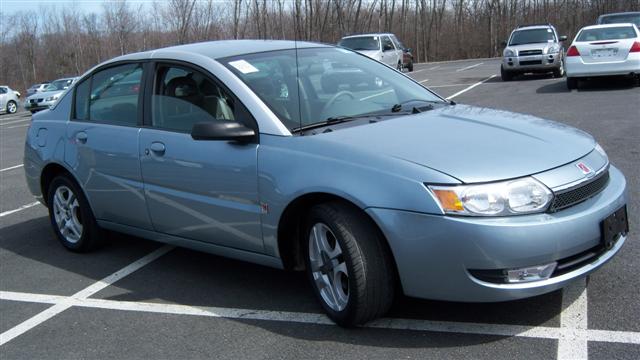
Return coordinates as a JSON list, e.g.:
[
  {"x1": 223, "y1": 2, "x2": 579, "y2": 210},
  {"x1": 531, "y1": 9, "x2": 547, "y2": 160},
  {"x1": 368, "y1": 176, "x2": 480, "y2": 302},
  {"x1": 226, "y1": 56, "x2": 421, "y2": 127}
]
[
  {"x1": 305, "y1": 202, "x2": 395, "y2": 327},
  {"x1": 501, "y1": 65, "x2": 512, "y2": 81},
  {"x1": 6, "y1": 100, "x2": 17, "y2": 114},
  {"x1": 47, "y1": 175, "x2": 102, "y2": 252},
  {"x1": 407, "y1": 61, "x2": 414, "y2": 72}
]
